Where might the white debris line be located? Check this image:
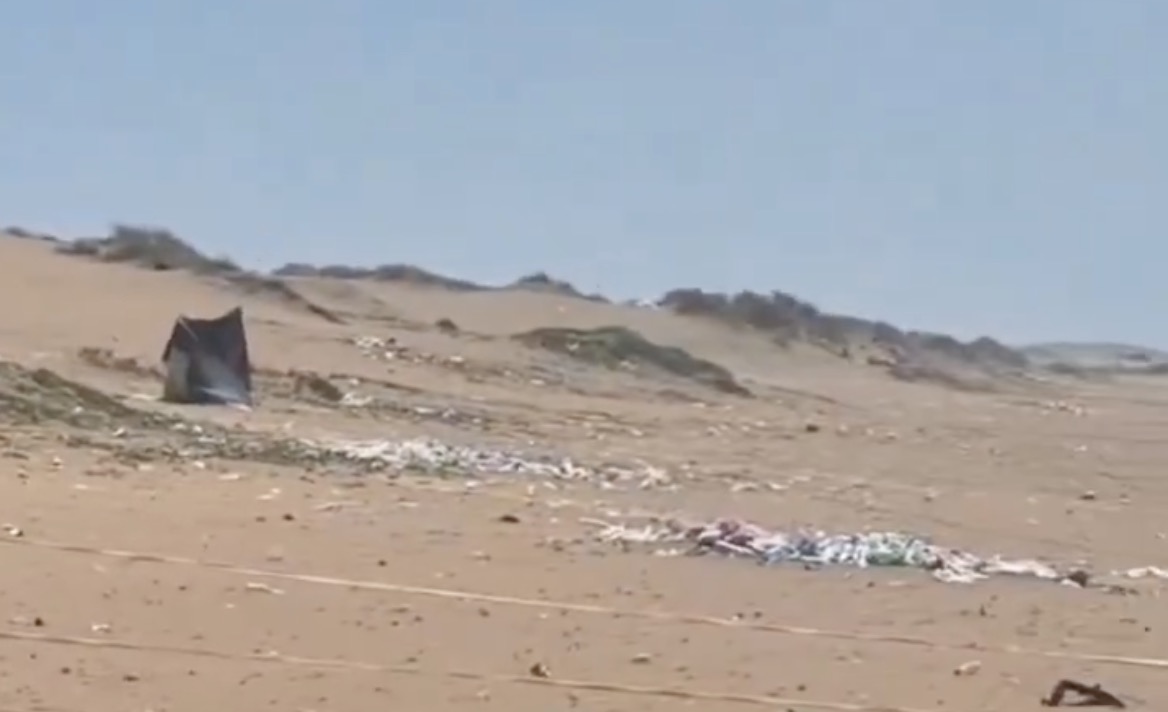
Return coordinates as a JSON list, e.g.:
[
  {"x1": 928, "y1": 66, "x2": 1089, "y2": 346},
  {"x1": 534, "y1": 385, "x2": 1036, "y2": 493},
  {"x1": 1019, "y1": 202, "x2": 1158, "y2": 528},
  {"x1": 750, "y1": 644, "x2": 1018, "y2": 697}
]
[
  {"x1": 3, "y1": 533, "x2": 1168, "y2": 671},
  {"x1": 302, "y1": 436, "x2": 674, "y2": 489},
  {"x1": 588, "y1": 517, "x2": 1165, "y2": 590},
  {"x1": 393, "y1": 477, "x2": 605, "y2": 511}
]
